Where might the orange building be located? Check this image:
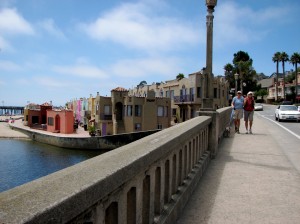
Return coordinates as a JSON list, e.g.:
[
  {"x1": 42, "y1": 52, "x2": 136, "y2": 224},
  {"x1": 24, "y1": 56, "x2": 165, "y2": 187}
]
[{"x1": 47, "y1": 110, "x2": 74, "y2": 134}]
